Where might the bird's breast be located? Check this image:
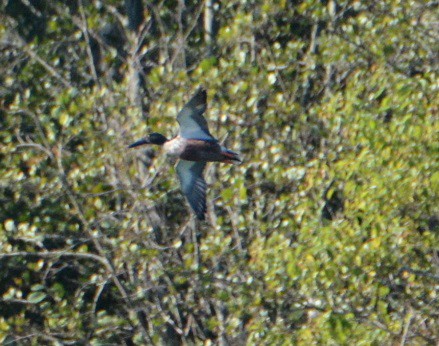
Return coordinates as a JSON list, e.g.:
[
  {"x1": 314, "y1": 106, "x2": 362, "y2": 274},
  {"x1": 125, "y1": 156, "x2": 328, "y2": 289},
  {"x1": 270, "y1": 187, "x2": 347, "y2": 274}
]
[{"x1": 163, "y1": 137, "x2": 185, "y2": 157}]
